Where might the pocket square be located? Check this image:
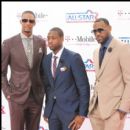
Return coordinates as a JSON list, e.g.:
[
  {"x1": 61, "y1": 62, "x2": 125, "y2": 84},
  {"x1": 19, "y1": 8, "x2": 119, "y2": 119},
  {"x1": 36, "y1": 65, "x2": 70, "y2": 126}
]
[
  {"x1": 38, "y1": 48, "x2": 42, "y2": 53},
  {"x1": 60, "y1": 66, "x2": 68, "y2": 72}
]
